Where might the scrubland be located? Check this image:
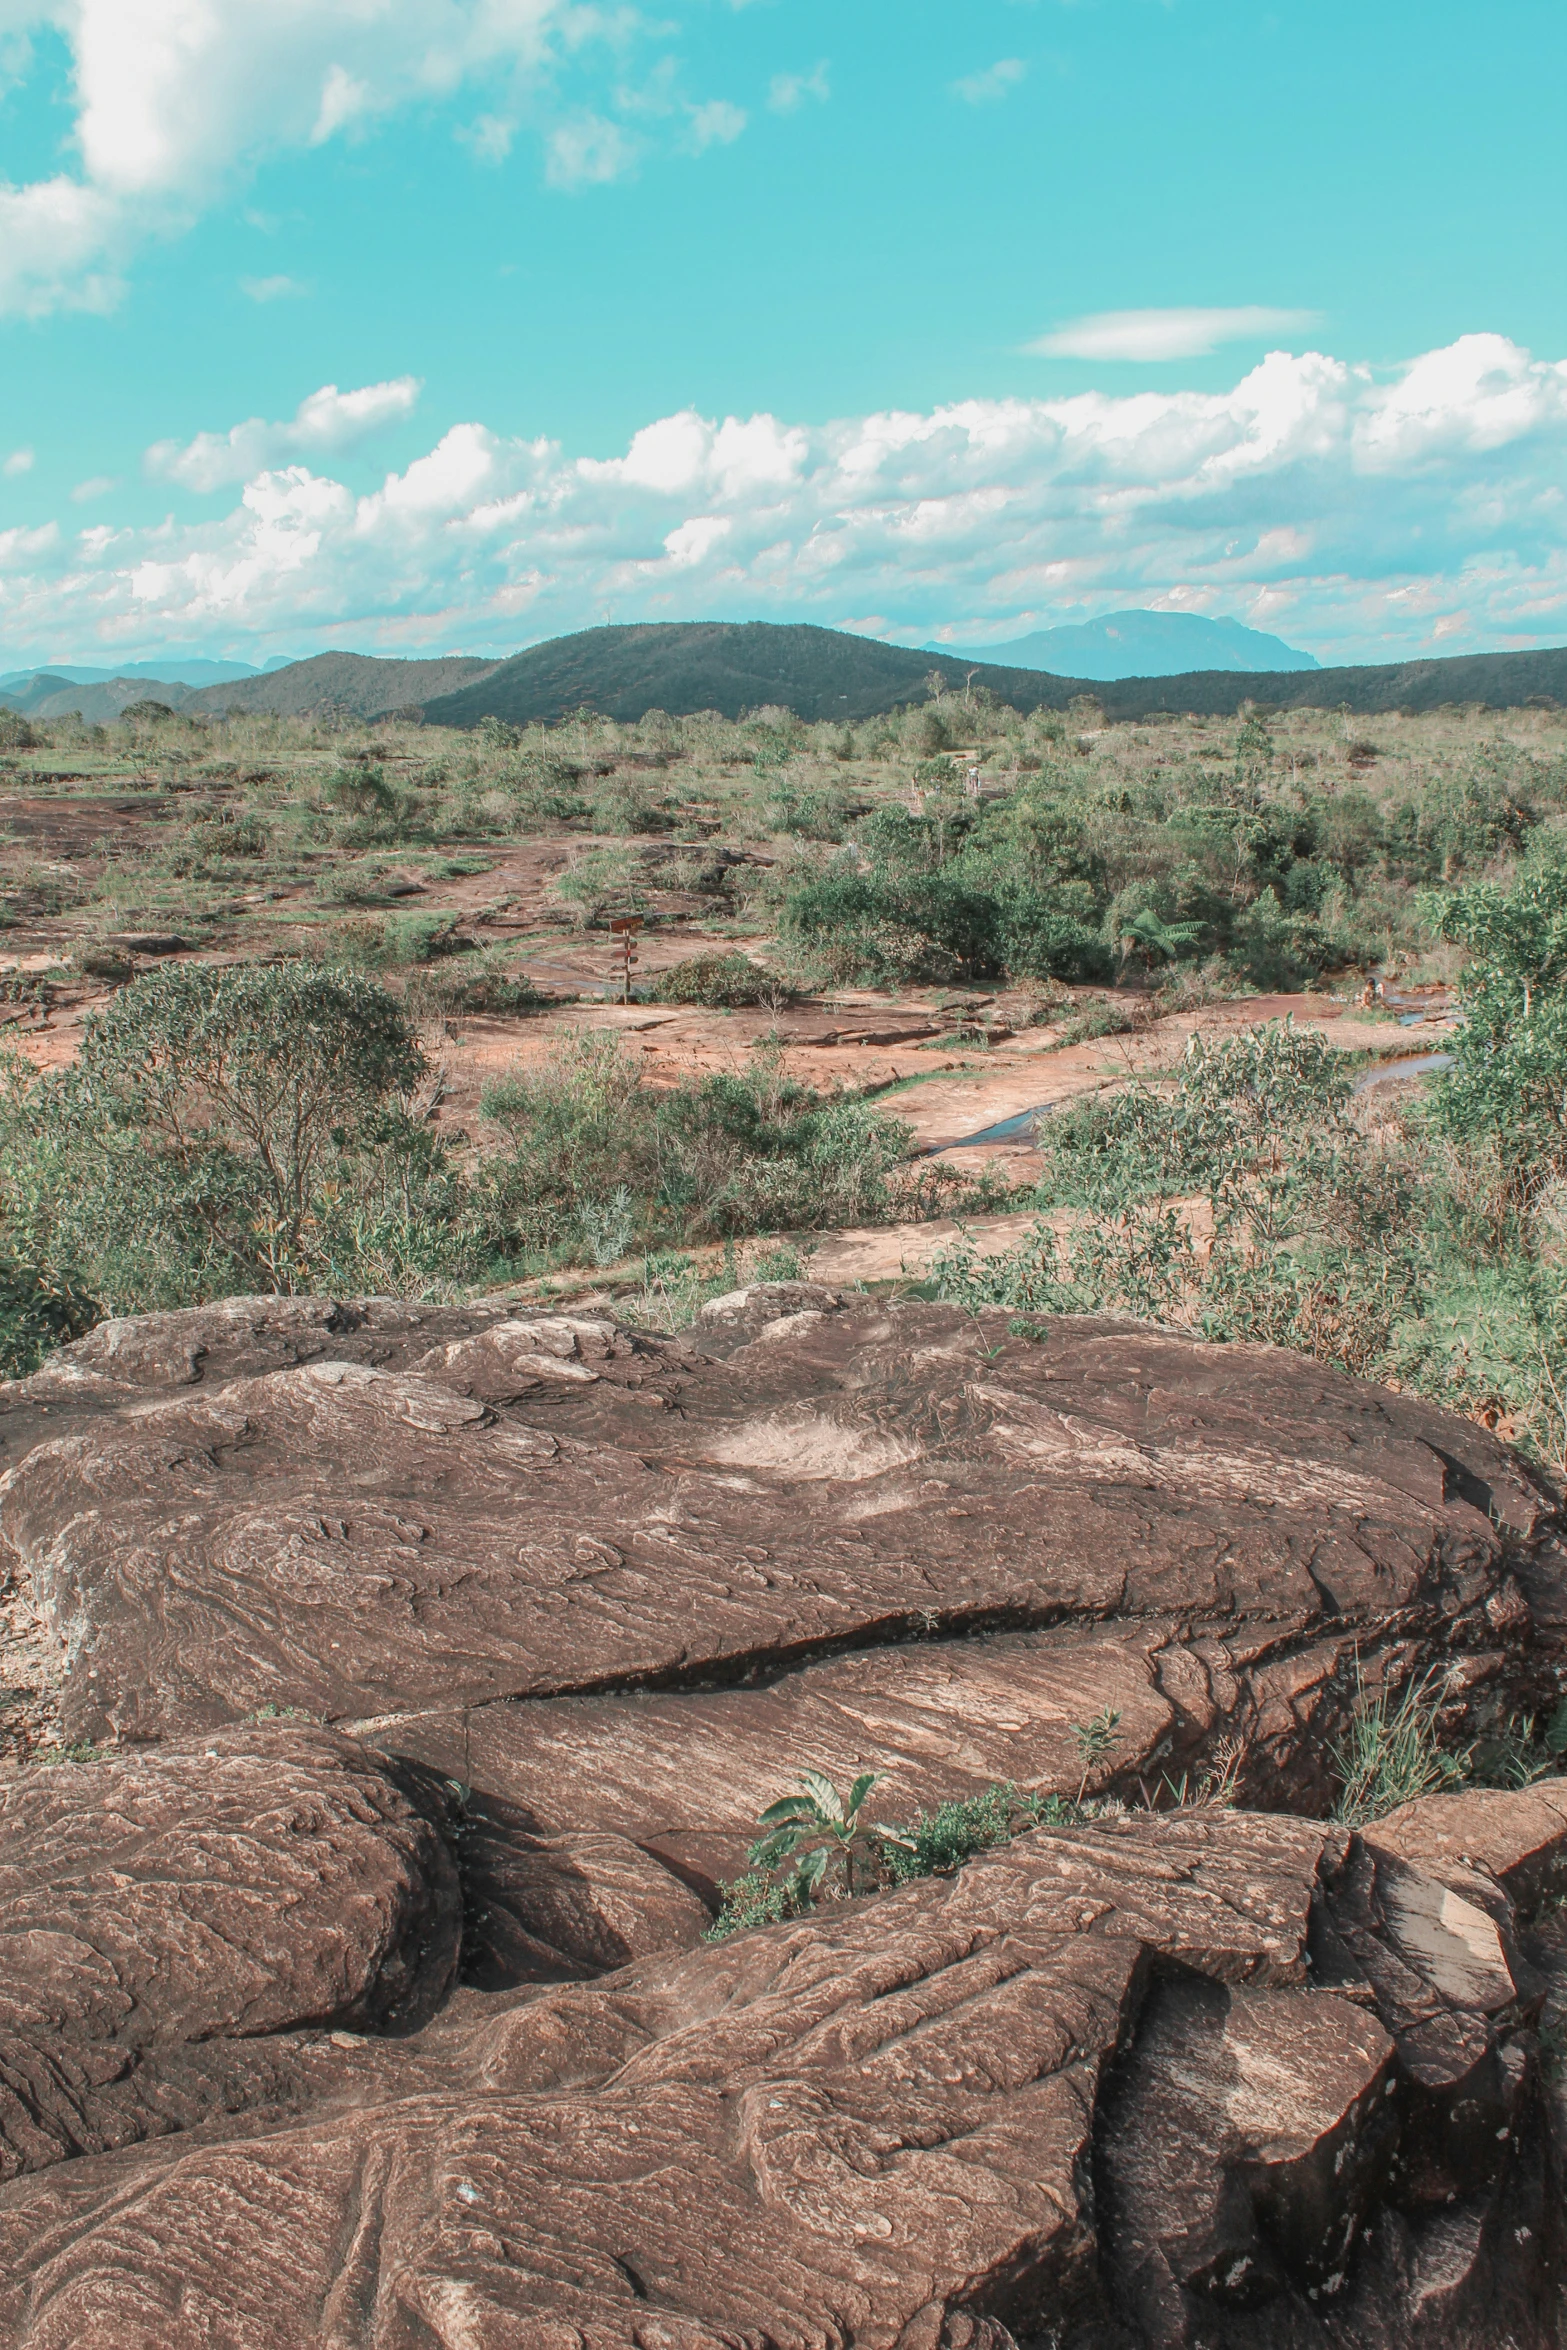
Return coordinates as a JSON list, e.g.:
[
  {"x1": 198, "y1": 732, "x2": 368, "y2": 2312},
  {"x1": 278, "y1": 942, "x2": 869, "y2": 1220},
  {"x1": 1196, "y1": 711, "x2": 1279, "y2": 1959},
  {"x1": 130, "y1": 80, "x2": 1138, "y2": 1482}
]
[{"x1": 2, "y1": 681, "x2": 1566, "y2": 1468}]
